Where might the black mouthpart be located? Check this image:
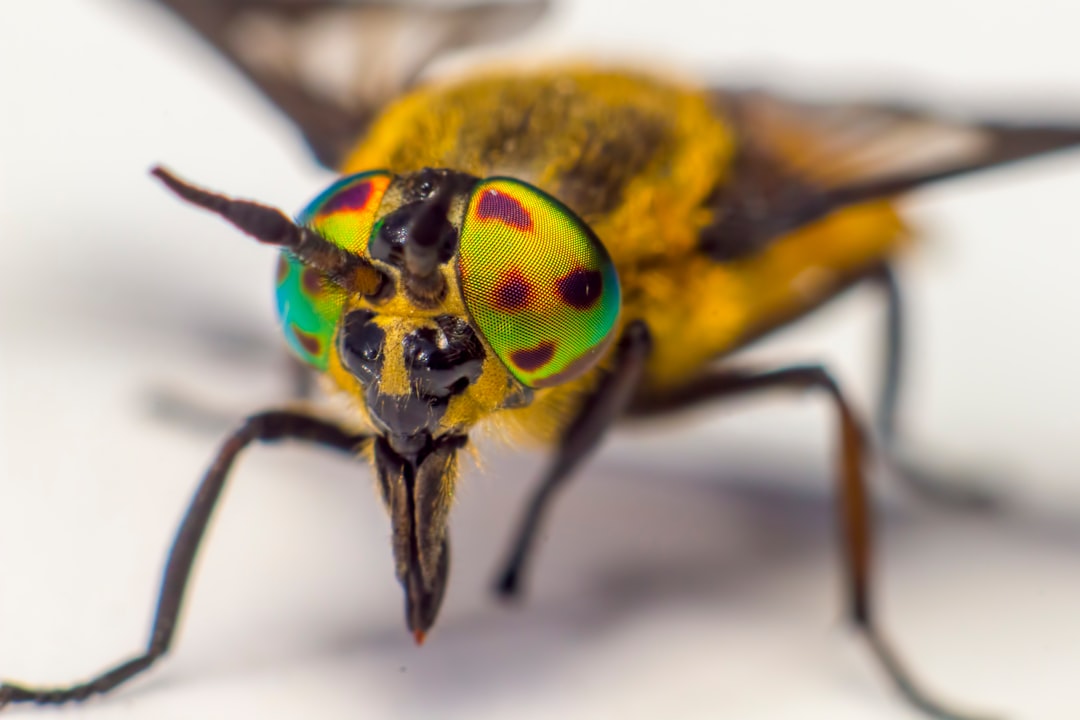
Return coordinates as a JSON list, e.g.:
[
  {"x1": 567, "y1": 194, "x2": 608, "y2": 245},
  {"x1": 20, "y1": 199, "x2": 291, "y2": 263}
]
[
  {"x1": 339, "y1": 311, "x2": 485, "y2": 439},
  {"x1": 374, "y1": 432, "x2": 467, "y2": 639}
]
